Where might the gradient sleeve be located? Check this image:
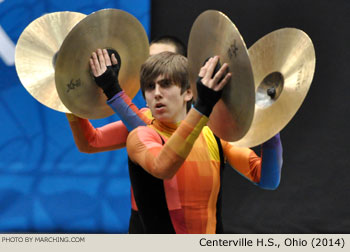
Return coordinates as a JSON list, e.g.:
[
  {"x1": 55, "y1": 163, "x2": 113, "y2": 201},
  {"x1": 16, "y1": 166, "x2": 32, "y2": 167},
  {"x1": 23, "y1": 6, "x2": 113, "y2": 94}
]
[
  {"x1": 107, "y1": 91, "x2": 152, "y2": 131},
  {"x1": 126, "y1": 109, "x2": 209, "y2": 179},
  {"x1": 221, "y1": 134, "x2": 282, "y2": 190},
  {"x1": 66, "y1": 91, "x2": 152, "y2": 153},
  {"x1": 221, "y1": 140, "x2": 262, "y2": 184},
  {"x1": 257, "y1": 133, "x2": 283, "y2": 189},
  {"x1": 66, "y1": 113, "x2": 128, "y2": 153}
]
